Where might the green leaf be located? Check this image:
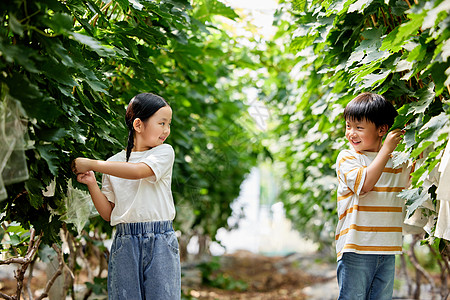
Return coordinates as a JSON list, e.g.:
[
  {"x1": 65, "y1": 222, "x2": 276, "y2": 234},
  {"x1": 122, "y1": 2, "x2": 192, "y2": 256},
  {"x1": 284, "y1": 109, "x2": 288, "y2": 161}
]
[
  {"x1": 407, "y1": 82, "x2": 435, "y2": 115},
  {"x1": 200, "y1": 0, "x2": 239, "y2": 21},
  {"x1": 0, "y1": 44, "x2": 40, "y2": 73},
  {"x1": 36, "y1": 144, "x2": 59, "y2": 176},
  {"x1": 418, "y1": 112, "x2": 449, "y2": 144},
  {"x1": 8, "y1": 14, "x2": 24, "y2": 36},
  {"x1": 292, "y1": 0, "x2": 307, "y2": 11},
  {"x1": 381, "y1": 14, "x2": 425, "y2": 53},
  {"x1": 8, "y1": 234, "x2": 21, "y2": 246},
  {"x1": 422, "y1": 0, "x2": 450, "y2": 29},
  {"x1": 390, "y1": 0, "x2": 409, "y2": 16},
  {"x1": 348, "y1": 0, "x2": 374, "y2": 13},
  {"x1": 404, "y1": 127, "x2": 417, "y2": 149},
  {"x1": 361, "y1": 70, "x2": 391, "y2": 88},
  {"x1": 70, "y1": 32, "x2": 115, "y2": 57},
  {"x1": 428, "y1": 62, "x2": 448, "y2": 96},
  {"x1": 115, "y1": 0, "x2": 130, "y2": 11},
  {"x1": 25, "y1": 178, "x2": 44, "y2": 208},
  {"x1": 411, "y1": 140, "x2": 433, "y2": 157},
  {"x1": 40, "y1": 58, "x2": 78, "y2": 86},
  {"x1": 390, "y1": 104, "x2": 414, "y2": 130},
  {"x1": 398, "y1": 188, "x2": 429, "y2": 218},
  {"x1": 392, "y1": 150, "x2": 411, "y2": 168},
  {"x1": 442, "y1": 39, "x2": 450, "y2": 62},
  {"x1": 37, "y1": 128, "x2": 68, "y2": 142},
  {"x1": 44, "y1": 12, "x2": 73, "y2": 34}
]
